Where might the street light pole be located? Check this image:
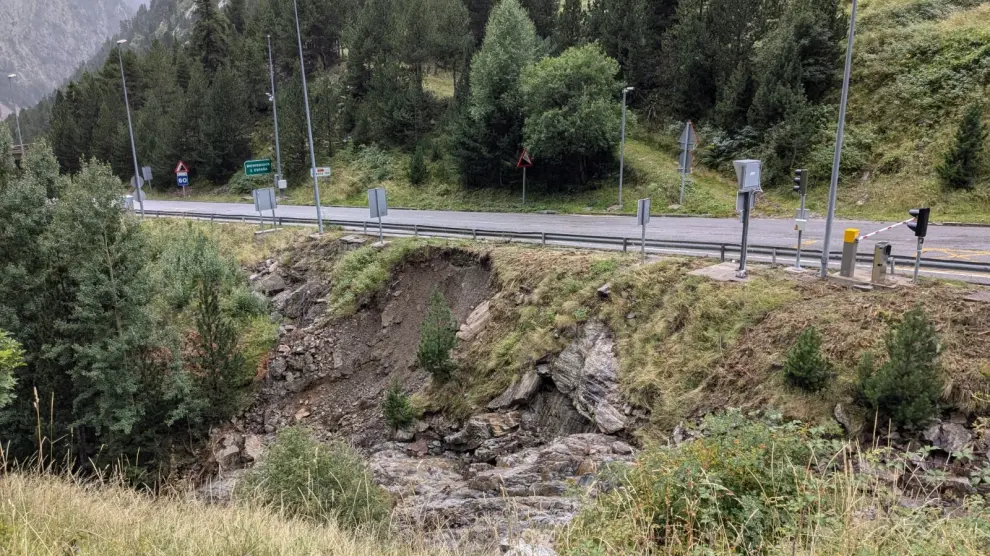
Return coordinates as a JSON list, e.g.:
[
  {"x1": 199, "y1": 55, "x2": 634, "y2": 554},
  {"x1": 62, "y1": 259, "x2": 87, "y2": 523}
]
[
  {"x1": 116, "y1": 40, "x2": 144, "y2": 218},
  {"x1": 820, "y1": 0, "x2": 859, "y2": 278},
  {"x1": 293, "y1": 0, "x2": 324, "y2": 233},
  {"x1": 267, "y1": 35, "x2": 284, "y2": 197},
  {"x1": 618, "y1": 86, "x2": 633, "y2": 208},
  {"x1": 6, "y1": 74, "x2": 24, "y2": 151}
]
